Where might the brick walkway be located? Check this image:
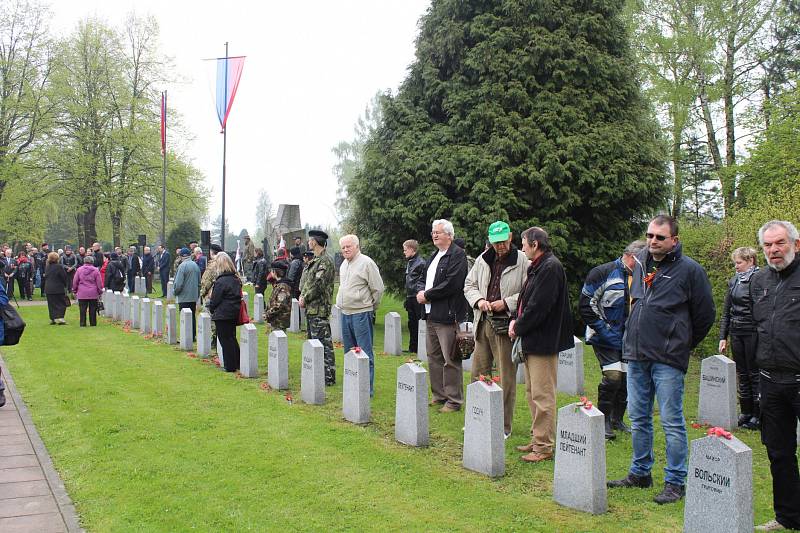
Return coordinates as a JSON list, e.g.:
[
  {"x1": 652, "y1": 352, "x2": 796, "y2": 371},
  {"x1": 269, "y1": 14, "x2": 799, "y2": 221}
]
[{"x1": 0, "y1": 357, "x2": 82, "y2": 532}]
